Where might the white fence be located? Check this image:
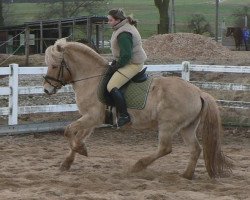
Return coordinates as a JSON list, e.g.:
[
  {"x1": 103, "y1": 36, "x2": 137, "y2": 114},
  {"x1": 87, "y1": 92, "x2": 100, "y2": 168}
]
[{"x1": 0, "y1": 62, "x2": 250, "y2": 129}]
